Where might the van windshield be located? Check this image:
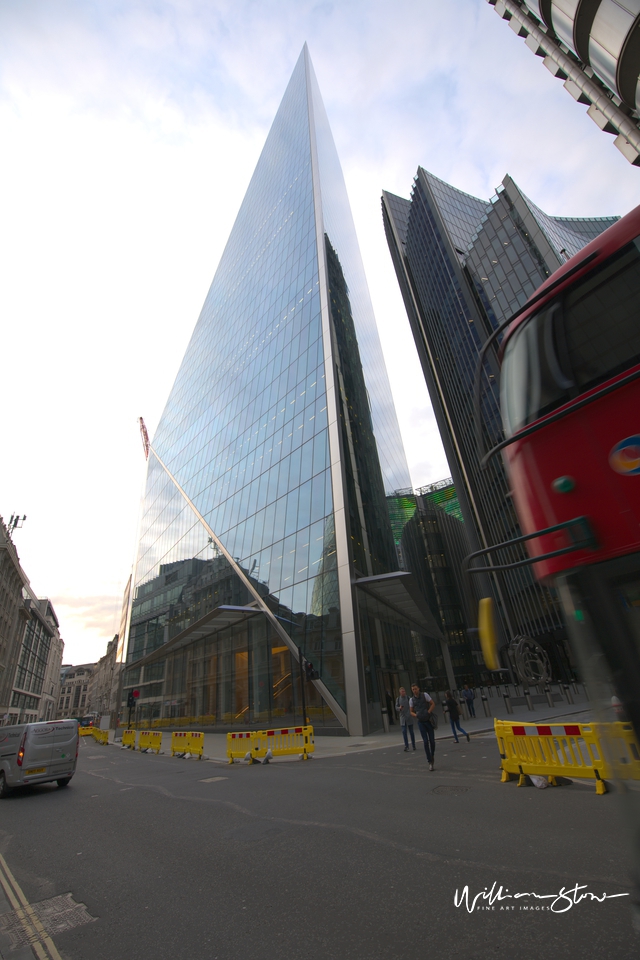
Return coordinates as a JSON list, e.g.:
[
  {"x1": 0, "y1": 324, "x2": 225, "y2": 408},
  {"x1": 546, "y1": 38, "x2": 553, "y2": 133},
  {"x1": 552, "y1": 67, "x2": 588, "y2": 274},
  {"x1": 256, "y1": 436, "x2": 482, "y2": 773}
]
[{"x1": 501, "y1": 239, "x2": 640, "y2": 437}]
